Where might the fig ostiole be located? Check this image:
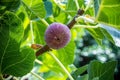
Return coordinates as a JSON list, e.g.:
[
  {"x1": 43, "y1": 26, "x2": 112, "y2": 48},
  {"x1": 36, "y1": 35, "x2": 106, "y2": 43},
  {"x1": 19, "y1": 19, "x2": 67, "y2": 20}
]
[{"x1": 45, "y1": 22, "x2": 71, "y2": 49}]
